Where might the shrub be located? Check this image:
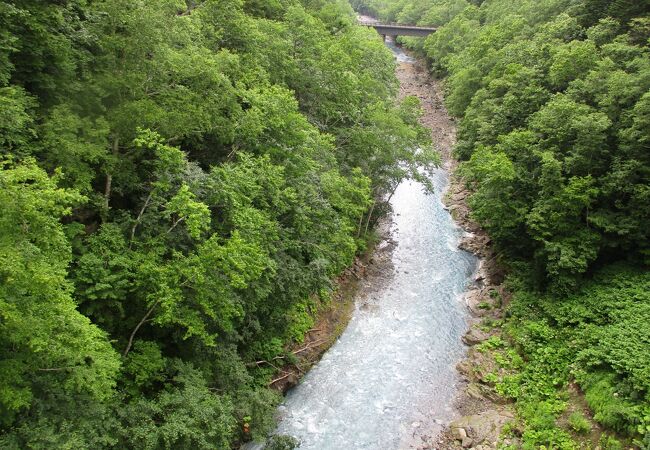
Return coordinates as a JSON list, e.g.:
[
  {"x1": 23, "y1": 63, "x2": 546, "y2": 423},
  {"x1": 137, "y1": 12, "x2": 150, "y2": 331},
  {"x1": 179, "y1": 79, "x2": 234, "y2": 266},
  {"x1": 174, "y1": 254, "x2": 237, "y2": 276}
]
[
  {"x1": 568, "y1": 412, "x2": 591, "y2": 434},
  {"x1": 264, "y1": 435, "x2": 299, "y2": 450}
]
